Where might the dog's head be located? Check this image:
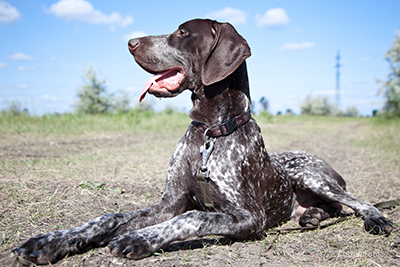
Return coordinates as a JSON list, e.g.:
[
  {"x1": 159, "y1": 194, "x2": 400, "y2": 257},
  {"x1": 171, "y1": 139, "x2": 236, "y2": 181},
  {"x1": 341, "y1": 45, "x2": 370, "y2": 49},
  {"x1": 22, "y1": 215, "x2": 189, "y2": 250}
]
[{"x1": 128, "y1": 19, "x2": 251, "y2": 102}]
